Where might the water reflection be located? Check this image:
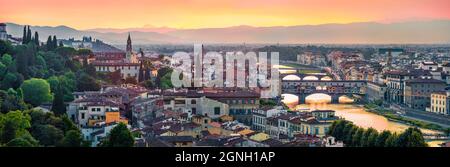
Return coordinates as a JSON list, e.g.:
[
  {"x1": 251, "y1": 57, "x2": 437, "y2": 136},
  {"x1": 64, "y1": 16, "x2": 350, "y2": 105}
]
[{"x1": 282, "y1": 93, "x2": 440, "y2": 135}]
